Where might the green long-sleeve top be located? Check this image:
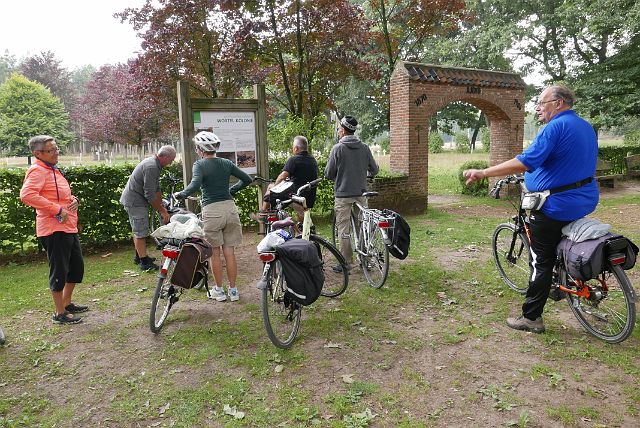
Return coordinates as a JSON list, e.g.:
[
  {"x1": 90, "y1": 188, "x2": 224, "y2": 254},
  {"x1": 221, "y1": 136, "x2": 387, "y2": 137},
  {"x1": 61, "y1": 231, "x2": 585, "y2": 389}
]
[{"x1": 180, "y1": 157, "x2": 253, "y2": 207}]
